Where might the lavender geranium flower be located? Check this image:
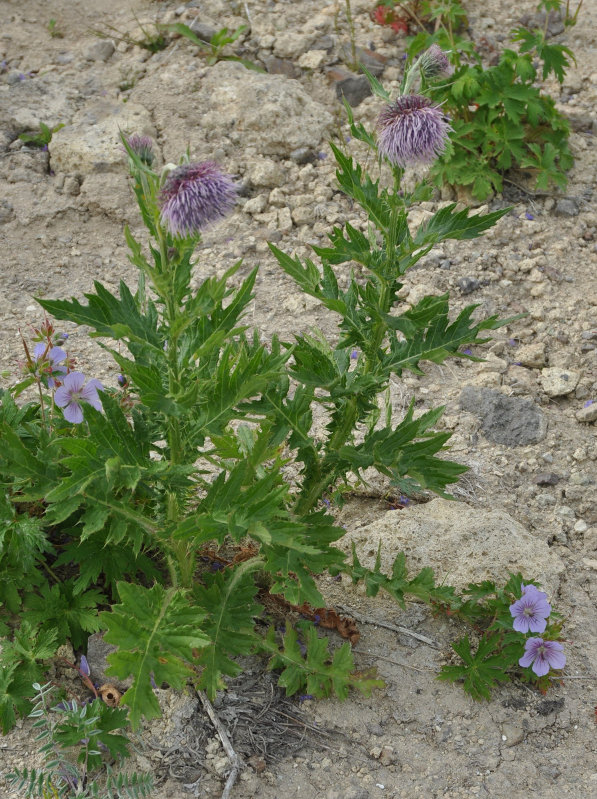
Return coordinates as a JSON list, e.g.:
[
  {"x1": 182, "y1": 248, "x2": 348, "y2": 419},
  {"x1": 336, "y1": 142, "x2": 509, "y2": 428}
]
[
  {"x1": 125, "y1": 133, "x2": 155, "y2": 166},
  {"x1": 54, "y1": 372, "x2": 103, "y2": 424},
  {"x1": 33, "y1": 342, "x2": 67, "y2": 388},
  {"x1": 519, "y1": 638, "x2": 566, "y2": 677},
  {"x1": 509, "y1": 588, "x2": 551, "y2": 634},
  {"x1": 377, "y1": 94, "x2": 451, "y2": 167},
  {"x1": 418, "y1": 45, "x2": 453, "y2": 81},
  {"x1": 159, "y1": 161, "x2": 237, "y2": 238}
]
